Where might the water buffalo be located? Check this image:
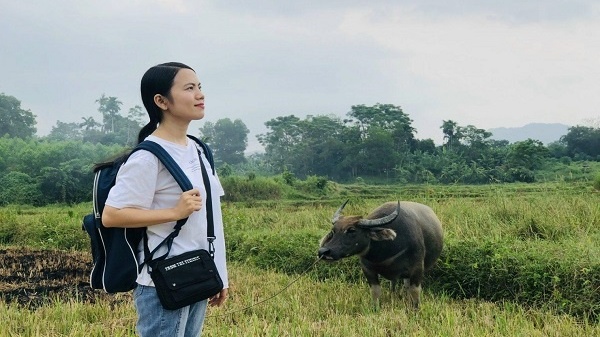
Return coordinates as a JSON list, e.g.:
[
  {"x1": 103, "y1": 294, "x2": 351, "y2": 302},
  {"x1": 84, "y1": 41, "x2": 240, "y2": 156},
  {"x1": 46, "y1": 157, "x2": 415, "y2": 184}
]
[{"x1": 318, "y1": 200, "x2": 443, "y2": 308}]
